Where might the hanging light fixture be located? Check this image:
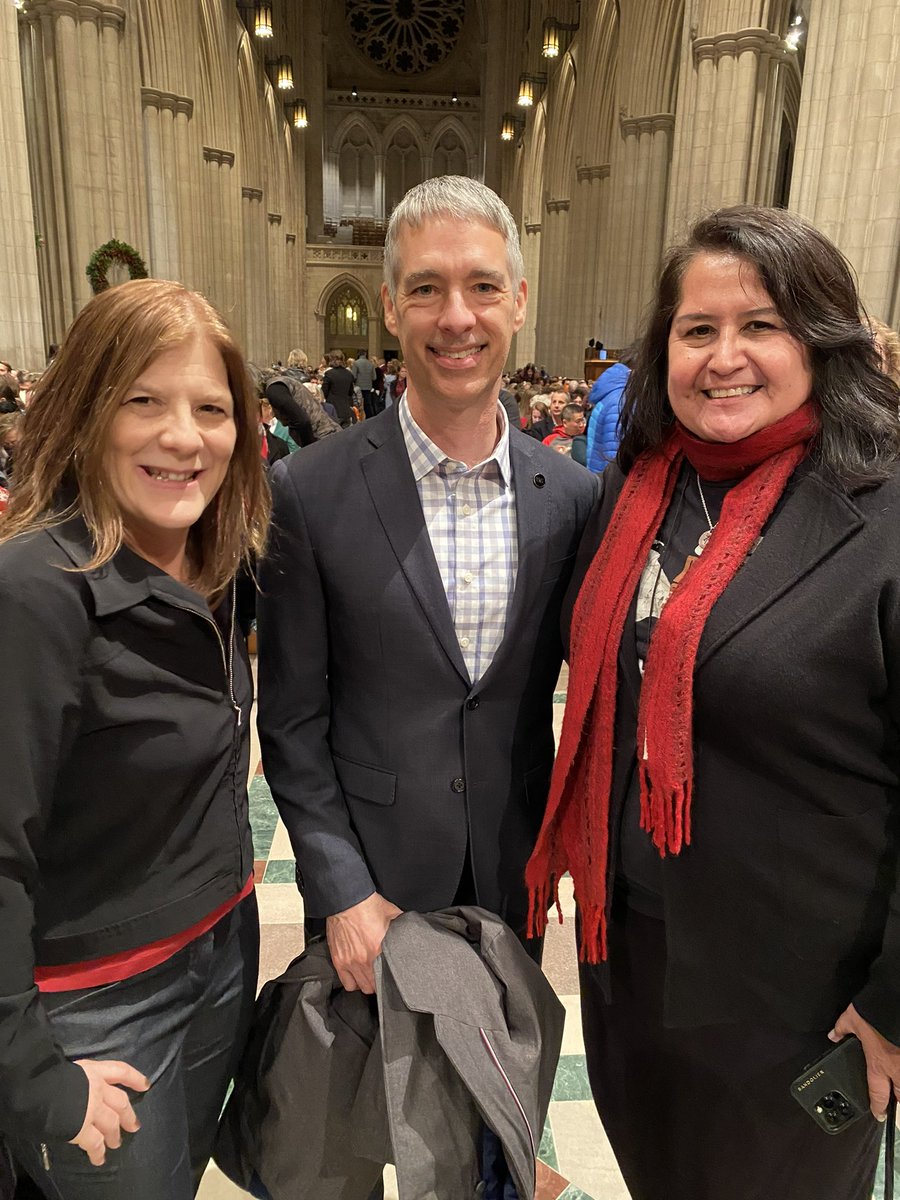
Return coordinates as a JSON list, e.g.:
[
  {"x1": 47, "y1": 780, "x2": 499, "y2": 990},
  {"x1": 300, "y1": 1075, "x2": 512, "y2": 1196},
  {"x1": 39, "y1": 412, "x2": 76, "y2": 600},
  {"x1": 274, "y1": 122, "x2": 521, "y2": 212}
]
[
  {"x1": 254, "y1": 2, "x2": 274, "y2": 38},
  {"x1": 351, "y1": 84, "x2": 359, "y2": 99},
  {"x1": 451, "y1": 90, "x2": 459, "y2": 104},
  {"x1": 541, "y1": 10, "x2": 580, "y2": 58},
  {"x1": 276, "y1": 54, "x2": 294, "y2": 90},
  {"x1": 286, "y1": 99, "x2": 308, "y2": 129},
  {"x1": 517, "y1": 73, "x2": 546, "y2": 107},
  {"x1": 500, "y1": 113, "x2": 524, "y2": 142},
  {"x1": 542, "y1": 19, "x2": 561, "y2": 58}
]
